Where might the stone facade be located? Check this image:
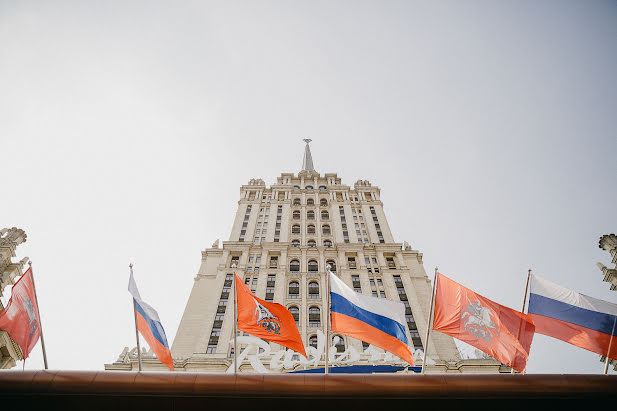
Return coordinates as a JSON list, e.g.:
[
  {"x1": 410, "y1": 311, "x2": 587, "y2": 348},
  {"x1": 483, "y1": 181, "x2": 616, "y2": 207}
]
[
  {"x1": 597, "y1": 234, "x2": 617, "y2": 371},
  {"x1": 106, "y1": 142, "x2": 506, "y2": 374},
  {"x1": 0, "y1": 227, "x2": 29, "y2": 369}
]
